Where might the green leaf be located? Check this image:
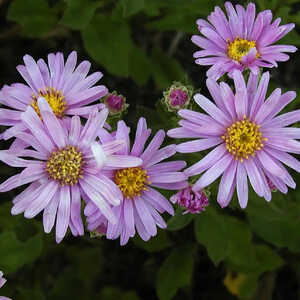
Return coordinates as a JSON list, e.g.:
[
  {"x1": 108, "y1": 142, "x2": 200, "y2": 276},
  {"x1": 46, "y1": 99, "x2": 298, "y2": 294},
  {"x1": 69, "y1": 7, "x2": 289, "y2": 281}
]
[
  {"x1": 194, "y1": 207, "x2": 229, "y2": 265},
  {"x1": 246, "y1": 192, "x2": 300, "y2": 252},
  {"x1": 151, "y1": 47, "x2": 186, "y2": 89},
  {"x1": 133, "y1": 229, "x2": 172, "y2": 252},
  {"x1": 81, "y1": 15, "x2": 133, "y2": 77},
  {"x1": 253, "y1": 245, "x2": 284, "y2": 274},
  {"x1": 121, "y1": 0, "x2": 145, "y2": 17},
  {"x1": 7, "y1": 0, "x2": 58, "y2": 38},
  {"x1": 129, "y1": 45, "x2": 151, "y2": 86},
  {"x1": 167, "y1": 210, "x2": 194, "y2": 231},
  {"x1": 0, "y1": 231, "x2": 43, "y2": 273},
  {"x1": 156, "y1": 244, "x2": 194, "y2": 300},
  {"x1": 60, "y1": 0, "x2": 101, "y2": 30}
]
